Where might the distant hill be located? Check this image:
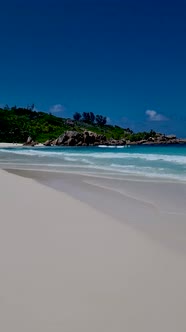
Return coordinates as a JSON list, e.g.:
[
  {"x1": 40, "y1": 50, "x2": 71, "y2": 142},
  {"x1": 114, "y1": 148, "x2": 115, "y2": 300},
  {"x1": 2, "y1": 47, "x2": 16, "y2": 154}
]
[{"x1": 0, "y1": 105, "x2": 159, "y2": 143}]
